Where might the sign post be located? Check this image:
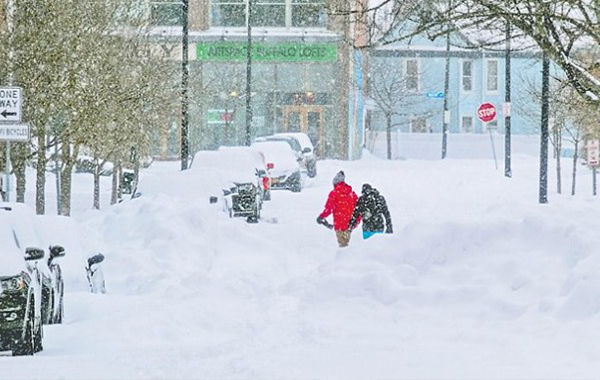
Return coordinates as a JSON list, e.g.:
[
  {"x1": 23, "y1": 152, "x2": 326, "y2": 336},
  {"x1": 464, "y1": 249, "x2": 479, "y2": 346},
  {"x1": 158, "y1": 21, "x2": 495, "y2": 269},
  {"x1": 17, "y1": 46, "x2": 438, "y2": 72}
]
[
  {"x1": 587, "y1": 139, "x2": 599, "y2": 196},
  {"x1": 478, "y1": 102, "x2": 498, "y2": 170},
  {"x1": 0, "y1": 86, "x2": 25, "y2": 202}
]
